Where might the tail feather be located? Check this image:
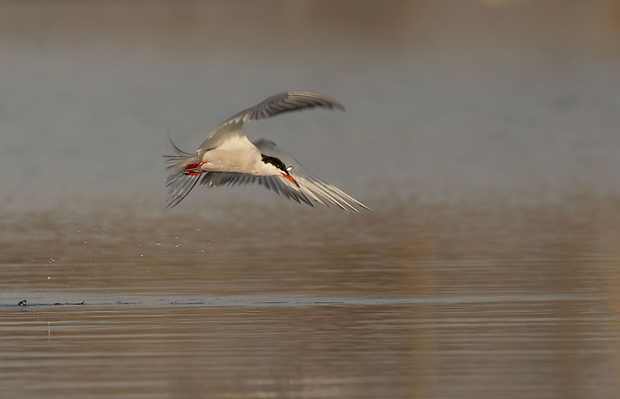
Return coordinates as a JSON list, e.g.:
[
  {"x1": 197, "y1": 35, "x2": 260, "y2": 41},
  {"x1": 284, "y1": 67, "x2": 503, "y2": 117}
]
[{"x1": 164, "y1": 134, "x2": 202, "y2": 208}]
